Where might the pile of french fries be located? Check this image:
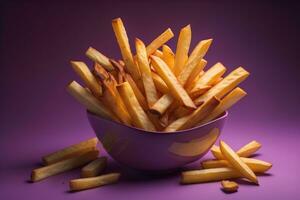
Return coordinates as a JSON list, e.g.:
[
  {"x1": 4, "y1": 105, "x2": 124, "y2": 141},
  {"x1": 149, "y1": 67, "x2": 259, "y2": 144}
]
[
  {"x1": 31, "y1": 137, "x2": 120, "y2": 191},
  {"x1": 182, "y1": 140, "x2": 272, "y2": 193},
  {"x1": 67, "y1": 18, "x2": 250, "y2": 132}
]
